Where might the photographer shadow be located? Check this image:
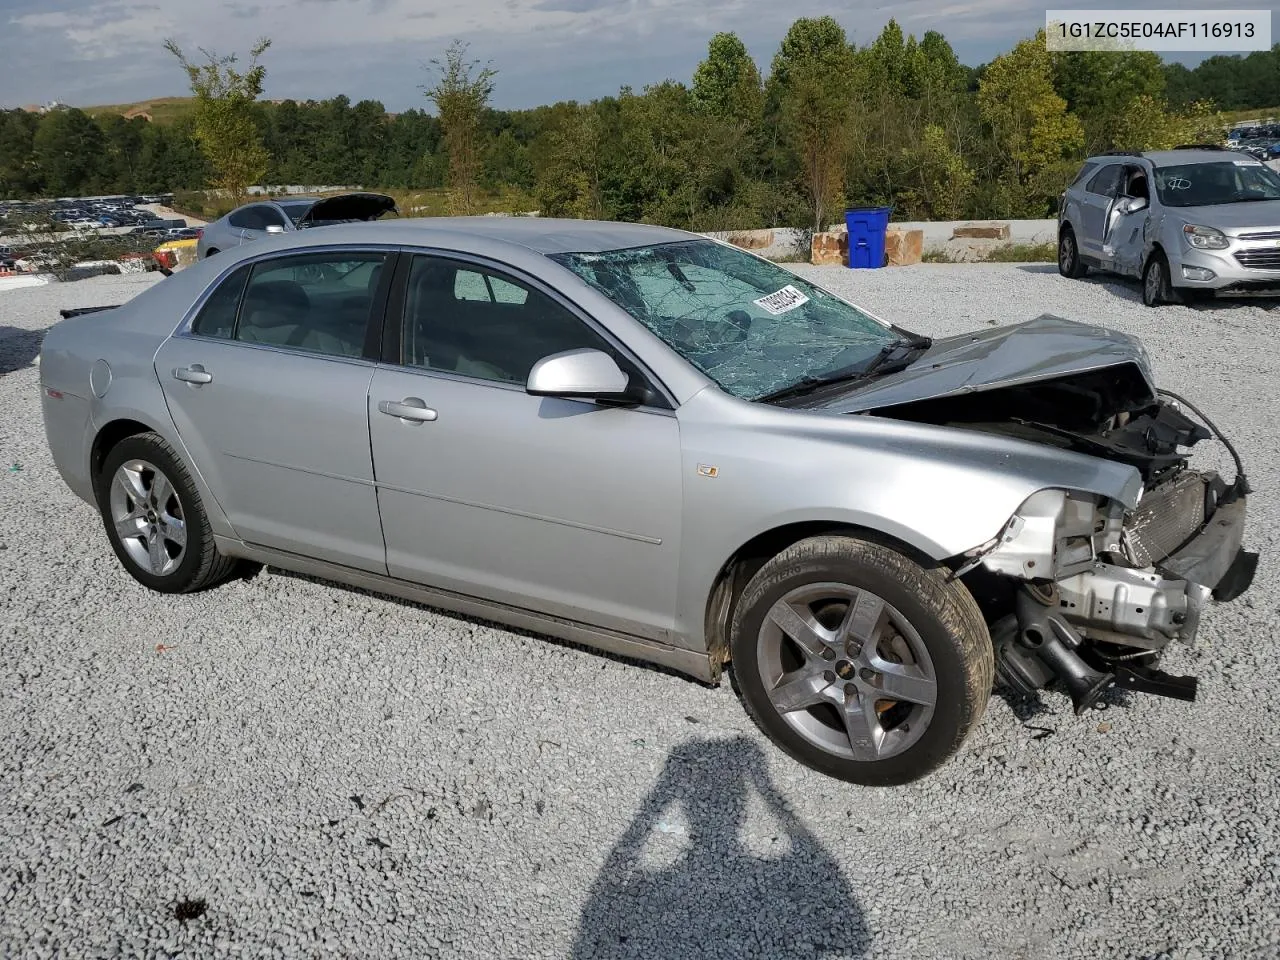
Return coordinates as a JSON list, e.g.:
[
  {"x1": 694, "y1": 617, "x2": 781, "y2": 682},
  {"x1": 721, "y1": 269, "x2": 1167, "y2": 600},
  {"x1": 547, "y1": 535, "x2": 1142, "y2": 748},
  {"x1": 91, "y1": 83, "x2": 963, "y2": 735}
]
[{"x1": 573, "y1": 737, "x2": 869, "y2": 959}]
